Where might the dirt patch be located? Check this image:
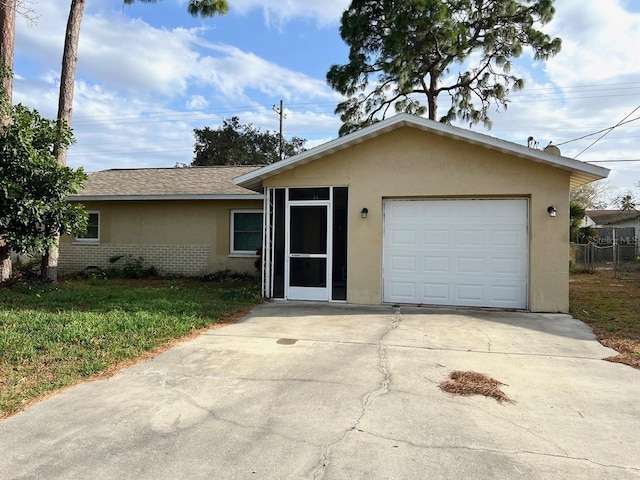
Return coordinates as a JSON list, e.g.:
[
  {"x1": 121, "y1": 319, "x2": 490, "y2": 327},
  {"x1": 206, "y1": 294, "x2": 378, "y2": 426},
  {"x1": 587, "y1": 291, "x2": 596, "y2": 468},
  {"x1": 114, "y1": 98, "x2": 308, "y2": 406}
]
[
  {"x1": 601, "y1": 339, "x2": 640, "y2": 369},
  {"x1": 440, "y1": 370, "x2": 513, "y2": 404}
]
